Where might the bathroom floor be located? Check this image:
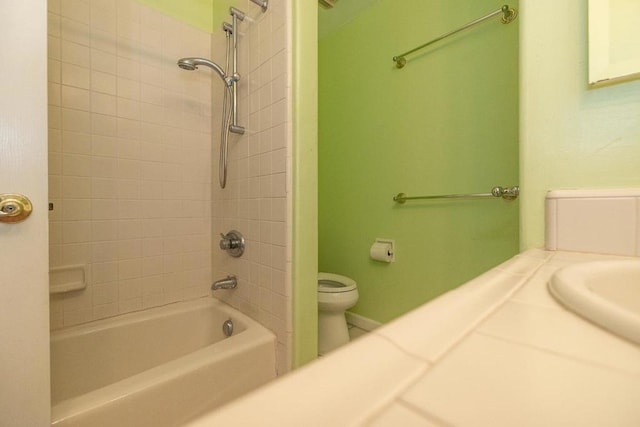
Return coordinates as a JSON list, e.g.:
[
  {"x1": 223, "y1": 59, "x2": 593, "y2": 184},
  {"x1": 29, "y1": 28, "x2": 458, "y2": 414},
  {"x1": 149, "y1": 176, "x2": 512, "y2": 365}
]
[{"x1": 347, "y1": 322, "x2": 369, "y2": 341}]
